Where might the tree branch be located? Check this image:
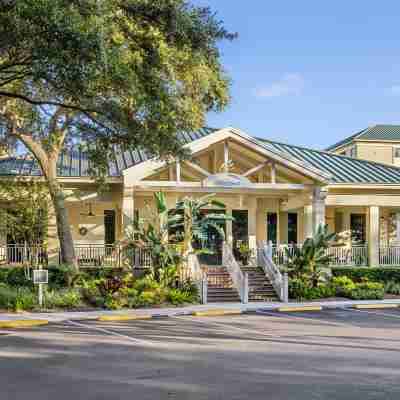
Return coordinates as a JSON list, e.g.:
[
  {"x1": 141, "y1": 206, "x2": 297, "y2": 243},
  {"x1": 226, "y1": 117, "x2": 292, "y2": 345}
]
[{"x1": 0, "y1": 91, "x2": 97, "y2": 114}]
